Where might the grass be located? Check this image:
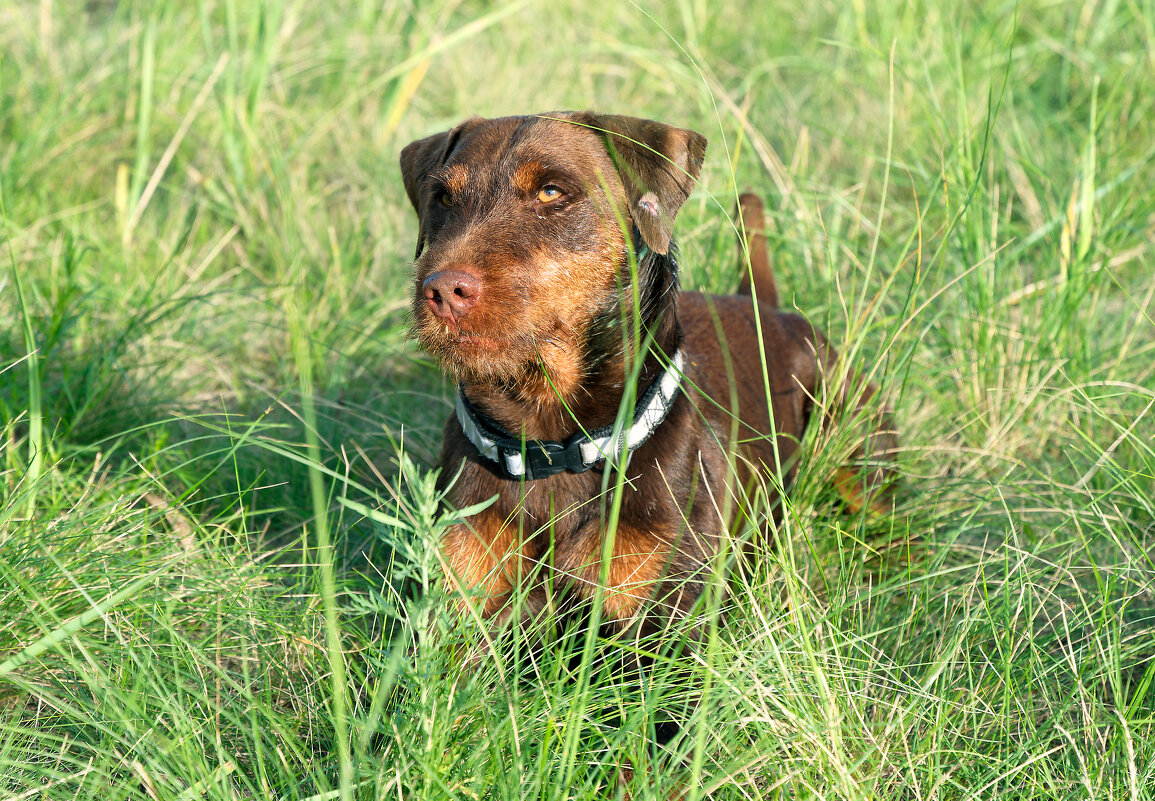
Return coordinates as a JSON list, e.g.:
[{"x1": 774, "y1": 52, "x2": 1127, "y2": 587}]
[{"x1": 1, "y1": 0, "x2": 1153, "y2": 798}]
